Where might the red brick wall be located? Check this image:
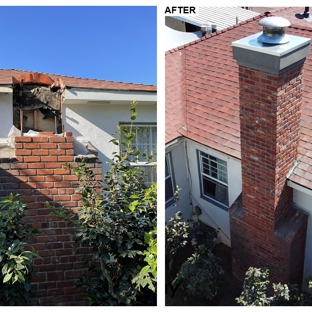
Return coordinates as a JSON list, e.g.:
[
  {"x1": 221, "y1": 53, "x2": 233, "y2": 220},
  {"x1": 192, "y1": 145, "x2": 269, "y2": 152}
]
[
  {"x1": 230, "y1": 64, "x2": 308, "y2": 286},
  {"x1": 0, "y1": 132, "x2": 103, "y2": 305}
]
